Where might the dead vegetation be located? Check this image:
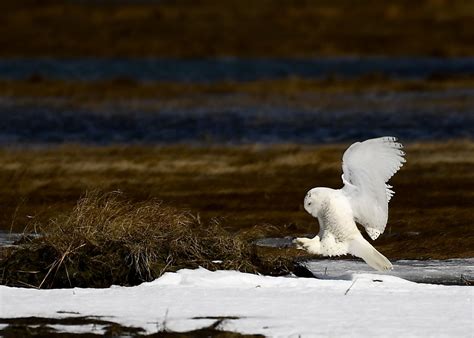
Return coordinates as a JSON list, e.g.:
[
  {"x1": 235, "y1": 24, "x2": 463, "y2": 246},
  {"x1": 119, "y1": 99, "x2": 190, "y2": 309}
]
[
  {"x1": 2, "y1": 75, "x2": 474, "y2": 102},
  {"x1": 0, "y1": 316, "x2": 261, "y2": 337},
  {"x1": 2, "y1": 0, "x2": 474, "y2": 57},
  {"x1": 0, "y1": 191, "x2": 300, "y2": 288}
]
